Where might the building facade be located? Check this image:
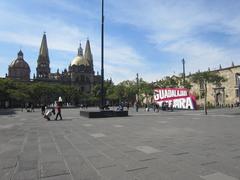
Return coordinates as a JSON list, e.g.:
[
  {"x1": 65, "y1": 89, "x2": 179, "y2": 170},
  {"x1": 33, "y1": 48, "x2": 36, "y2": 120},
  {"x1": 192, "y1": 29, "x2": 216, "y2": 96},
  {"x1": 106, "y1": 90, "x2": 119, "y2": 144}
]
[
  {"x1": 190, "y1": 64, "x2": 240, "y2": 107},
  {"x1": 35, "y1": 33, "x2": 100, "y2": 93},
  {"x1": 8, "y1": 50, "x2": 30, "y2": 81},
  {"x1": 7, "y1": 33, "x2": 100, "y2": 93}
]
